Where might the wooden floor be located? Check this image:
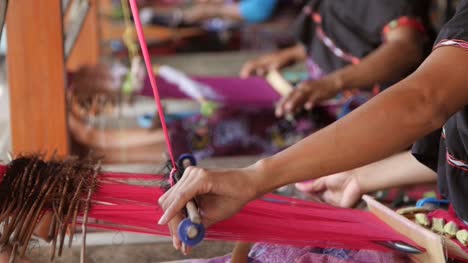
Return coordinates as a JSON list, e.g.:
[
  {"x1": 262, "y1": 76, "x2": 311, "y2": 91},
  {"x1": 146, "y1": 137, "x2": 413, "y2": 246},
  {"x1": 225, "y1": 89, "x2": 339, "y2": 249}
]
[{"x1": 31, "y1": 241, "x2": 235, "y2": 263}]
